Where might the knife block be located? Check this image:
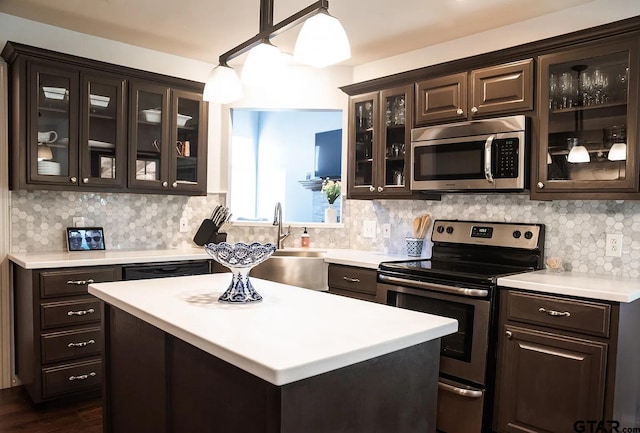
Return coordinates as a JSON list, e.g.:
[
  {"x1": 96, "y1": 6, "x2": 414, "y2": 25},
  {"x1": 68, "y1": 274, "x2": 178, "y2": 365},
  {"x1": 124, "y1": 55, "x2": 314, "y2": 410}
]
[{"x1": 193, "y1": 219, "x2": 228, "y2": 246}]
